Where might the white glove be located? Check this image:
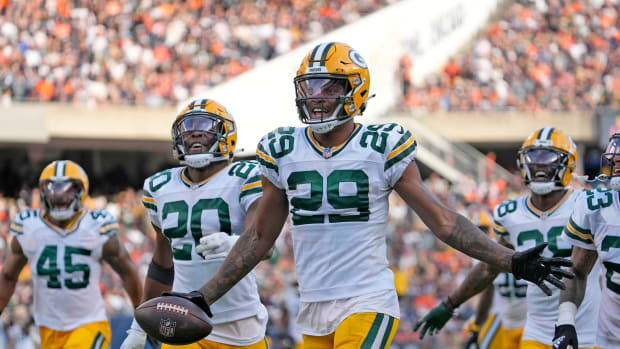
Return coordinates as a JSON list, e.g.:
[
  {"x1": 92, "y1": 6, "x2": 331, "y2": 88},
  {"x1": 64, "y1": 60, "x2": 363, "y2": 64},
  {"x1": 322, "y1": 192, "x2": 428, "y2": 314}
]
[
  {"x1": 196, "y1": 232, "x2": 239, "y2": 260},
  {"x1": 120, "y1": 319, "x2": 146, "y2": 349}
]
